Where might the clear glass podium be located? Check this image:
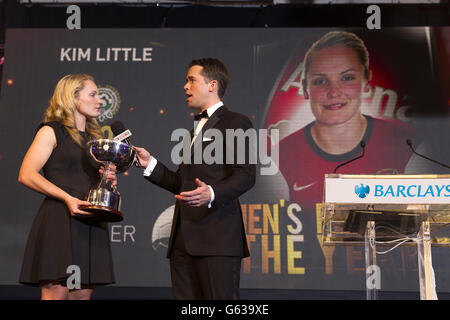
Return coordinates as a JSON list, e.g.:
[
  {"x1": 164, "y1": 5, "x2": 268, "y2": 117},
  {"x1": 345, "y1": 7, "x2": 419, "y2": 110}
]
[{"x1": 317, "y1": 174, "x2": 450, "y2": 300}]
